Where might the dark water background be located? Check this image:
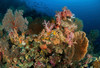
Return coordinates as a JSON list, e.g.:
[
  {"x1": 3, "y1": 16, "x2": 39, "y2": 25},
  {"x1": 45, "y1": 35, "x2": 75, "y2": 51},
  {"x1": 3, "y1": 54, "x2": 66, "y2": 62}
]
[
  {"x1": 0, "y1": 0, "x2": 100, "y2": 33},
  {"x1": 0, "y1": 0, "x2": 100, "y2": 52},
  {"x1": 22, "y1": 0, "x2": 100, "y2": 32}
]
